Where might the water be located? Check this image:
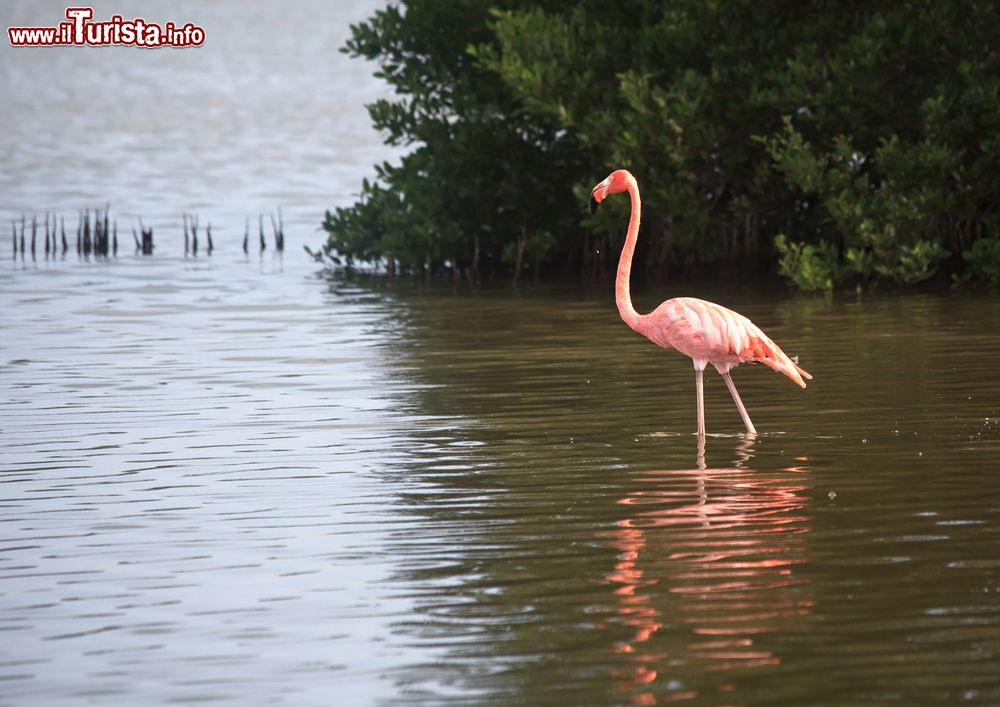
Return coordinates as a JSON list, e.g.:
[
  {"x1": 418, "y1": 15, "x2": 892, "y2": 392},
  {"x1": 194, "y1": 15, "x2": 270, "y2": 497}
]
[
  {"x1": 1, "y1": 0, "x2": 399, "y2": 234},
  {"x1": 3, "y1": 2, "x2": 1000, "y2": 705},
  {"x1": 366, "y1": 286, "x2": 1000, "y2": 704},
  {"x1": 4, "y1": 267, "x2": 999, "y2": 704},
  {"x1": 2, "y1": 258, "x2": 421, "y2": 705}
]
